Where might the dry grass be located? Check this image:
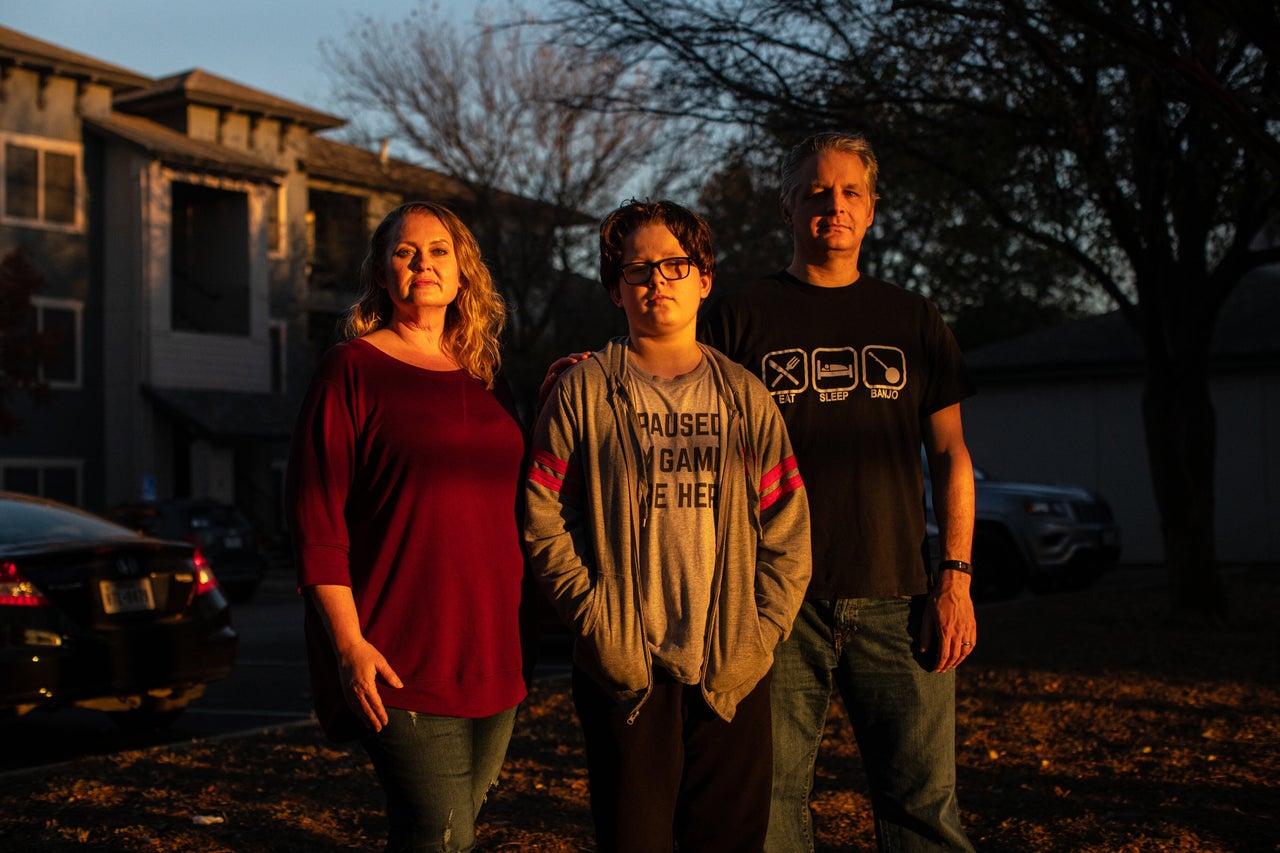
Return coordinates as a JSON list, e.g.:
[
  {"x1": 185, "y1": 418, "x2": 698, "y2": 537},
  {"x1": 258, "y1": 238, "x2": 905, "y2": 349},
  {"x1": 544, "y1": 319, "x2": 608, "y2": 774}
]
[{"x1": 1, "y1": 567, "x2": 1276, "y2": 852}]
